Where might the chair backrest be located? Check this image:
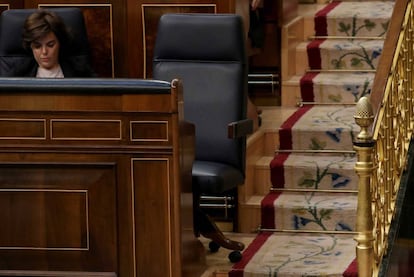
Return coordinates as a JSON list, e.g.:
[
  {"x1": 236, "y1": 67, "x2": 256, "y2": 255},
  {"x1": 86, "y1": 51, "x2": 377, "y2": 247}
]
[
  {"x1": 153, "y1": 13, "x2": 248, "y2": 173},
  {"x1": 0, "y1": 8, "x2": 91, "y2": 77}
]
